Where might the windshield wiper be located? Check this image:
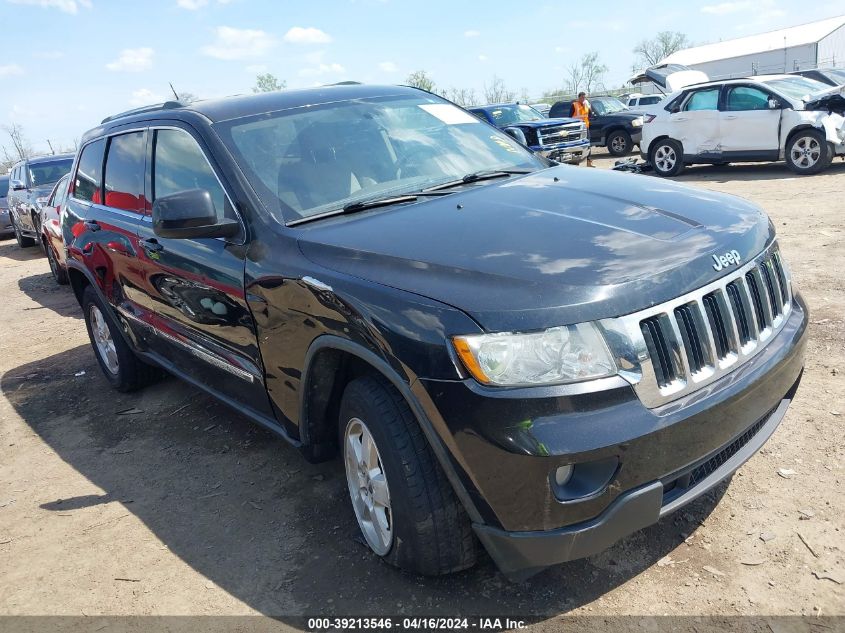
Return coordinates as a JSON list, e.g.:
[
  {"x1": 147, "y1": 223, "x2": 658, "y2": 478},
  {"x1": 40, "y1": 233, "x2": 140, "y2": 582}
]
[
  {"x1": 423, "y1": 169, "x2": 533, "y2": 192},
  {"x1": 288, "y1": 191, "x2": 452, "y2": 225}
]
